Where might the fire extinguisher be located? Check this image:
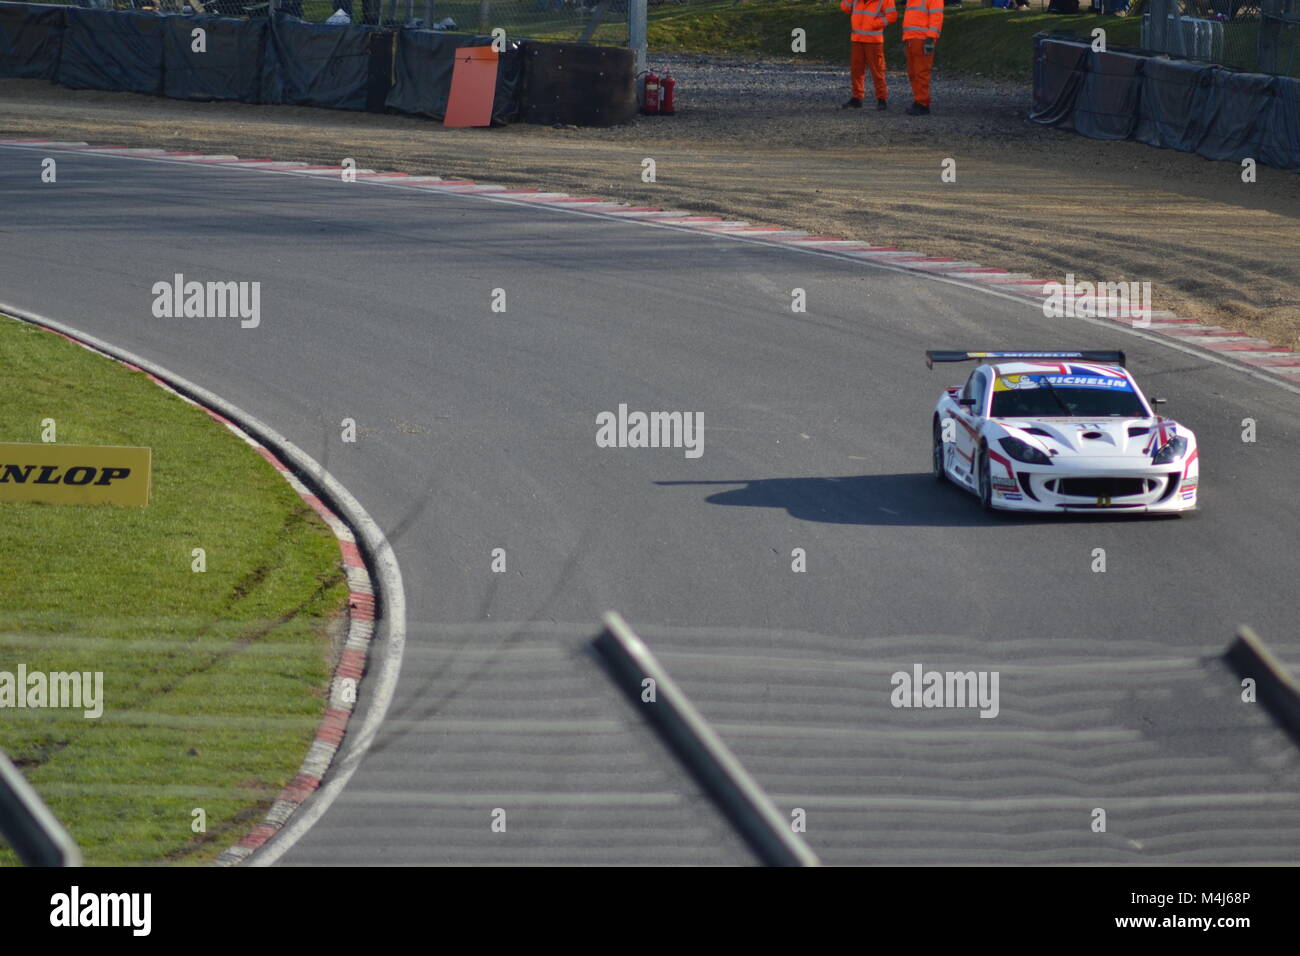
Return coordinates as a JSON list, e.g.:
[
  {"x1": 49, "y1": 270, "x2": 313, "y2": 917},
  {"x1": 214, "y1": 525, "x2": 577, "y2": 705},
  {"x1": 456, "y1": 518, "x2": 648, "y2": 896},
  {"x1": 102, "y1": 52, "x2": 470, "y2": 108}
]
[
  {"x1": 641, "y1": 71, "x2": 660, "y2": 115},
  {"x1": 660, "y1": 72, "x2": 676, "y2": 116}
]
